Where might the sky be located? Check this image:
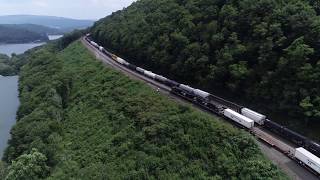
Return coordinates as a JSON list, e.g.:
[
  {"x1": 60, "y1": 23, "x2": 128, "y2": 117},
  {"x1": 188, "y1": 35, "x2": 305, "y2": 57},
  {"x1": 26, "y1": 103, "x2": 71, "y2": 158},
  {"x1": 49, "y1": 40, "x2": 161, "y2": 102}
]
[{"x1": 0, "y1": 0, "x2": 136, "y2": 20}]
